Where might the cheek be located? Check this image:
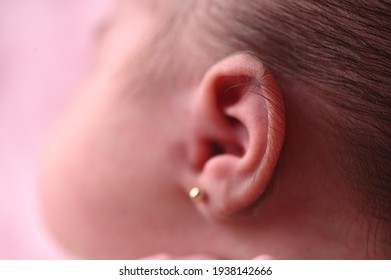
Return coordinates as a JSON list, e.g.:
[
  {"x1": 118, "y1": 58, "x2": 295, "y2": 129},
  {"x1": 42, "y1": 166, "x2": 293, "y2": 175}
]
[{"x1": 38, "y1": 88, "x2": 186, "y2": 258}]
